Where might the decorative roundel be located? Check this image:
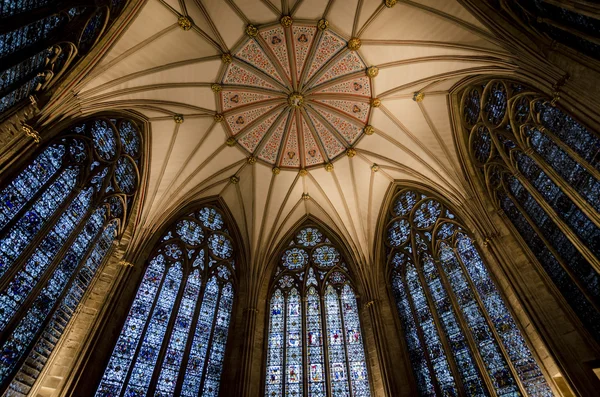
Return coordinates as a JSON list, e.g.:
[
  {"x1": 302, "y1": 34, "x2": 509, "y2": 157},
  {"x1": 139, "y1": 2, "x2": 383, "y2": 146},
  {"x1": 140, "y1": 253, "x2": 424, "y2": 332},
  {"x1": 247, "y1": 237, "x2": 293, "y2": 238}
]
[
  {"x1": 296, "y1": 227, "x2": 323, "y2": 246},
  {"x1": 175, "y1": 219, "x2": 204, "y2": 246},
  {"x1": 312, "y1": 245, "x2": 340, "y2": 267},
  {"x1": 413, "y1": 200, "x2": 442, "y2": 229},
  {"x1": 387, "y1": 219, "x2": 410, "y2": 247},
  {"x1": 283, "y1": 247, "x2": 309, "y2": 270},
  {"x1": 208, "y1": 233, "x2": 234, "y2": 259},
  {"x1": 197, "y1": 207, "x2": 224, "y2": 230},
  {"x1": 218, "y1": 21, "x2": 374, "y2": 169}
]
